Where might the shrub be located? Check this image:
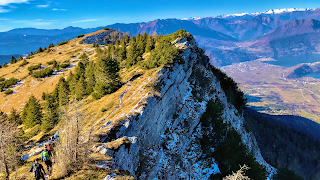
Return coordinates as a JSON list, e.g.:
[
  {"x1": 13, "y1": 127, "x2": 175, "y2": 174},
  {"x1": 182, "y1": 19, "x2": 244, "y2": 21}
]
[
  {"x1": 59, "y1": 63, "x2": 70, "y2": 69},
  {"x1": 32, "y1": 68, "x2": 53, "y2": 78},
  {"x1": 47, "y1": 60, "x2": 57, "y2": 65},
  {"x1": 79, "y1": 41, "x2": 84, "y2": 44},
  {"x1": 28, "y1": 64, "x2": 41, "y2": 71},
  {"x1": 0, "y1": 77, "x2": 5, "y2": 82},
  {"x1": 57, "y1": 40, "x2": 69, "y2": 46},
  {"x1": 77, "y1": 34, "x2": 85, "y2": 38},
  {"x1": 104, "y1": 28, "x2": 111, "y2": 30},
  {"x1": 93, "y1": 43, "x2": 98, "y2": 47},
  {"x1": 4, "y1": 89, "x2": 13, "y2": 95},
  {"x1": 19, "y1": 59, "x2": 28, "y2": 67},
  {"x1": 101, "y1": 108, "x2": 107, "y2": 112},
  {"x1": 0, "y1": 78, "x2": 18, "y2": 92}
]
